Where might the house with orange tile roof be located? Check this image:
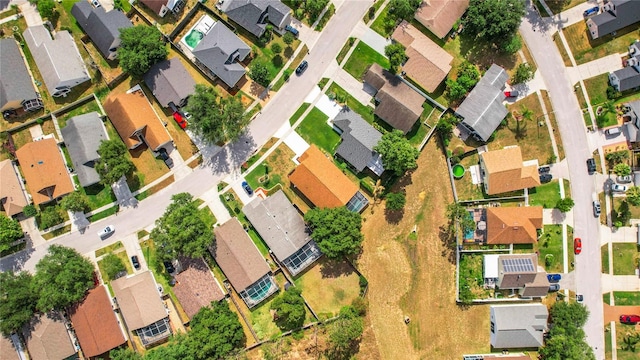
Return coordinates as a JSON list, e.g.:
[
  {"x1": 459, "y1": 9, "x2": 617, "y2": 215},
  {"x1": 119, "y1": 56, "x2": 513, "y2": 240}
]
[
  {"x1": 479, "y1": 146, "x2": 540, "y2": 195},
  {"x1": 69, "y1": 286, "x2": 127, "y2": 358},
  {"x1": 15, "y1": 138, "x2": 74, "y2": 206},
  {"x1": 392, "y1": 21, "x2": 452, "y2": 93},
  {"x1": 103, "y1": 90, "x2": 173, "y2": 152},
  {"x1": 414, "y1": 0, "x2": 469, "y2": 39},
  {"x1": 289, "y1": 145, "x2": 368, "y2": 212},
  {"x1": 0, "y1": 159, "x2": 28, "y2": 216},
  {"x1": 485, "y1": 206, "x2": 543, "y2": 245}
]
